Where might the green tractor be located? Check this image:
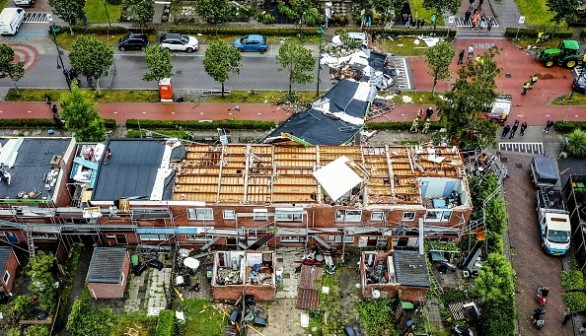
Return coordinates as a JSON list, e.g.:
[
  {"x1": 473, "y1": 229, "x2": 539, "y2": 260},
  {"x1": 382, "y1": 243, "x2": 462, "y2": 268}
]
[{"x1": 534, "y1": 40, "x2": 581, "y2": 68}]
